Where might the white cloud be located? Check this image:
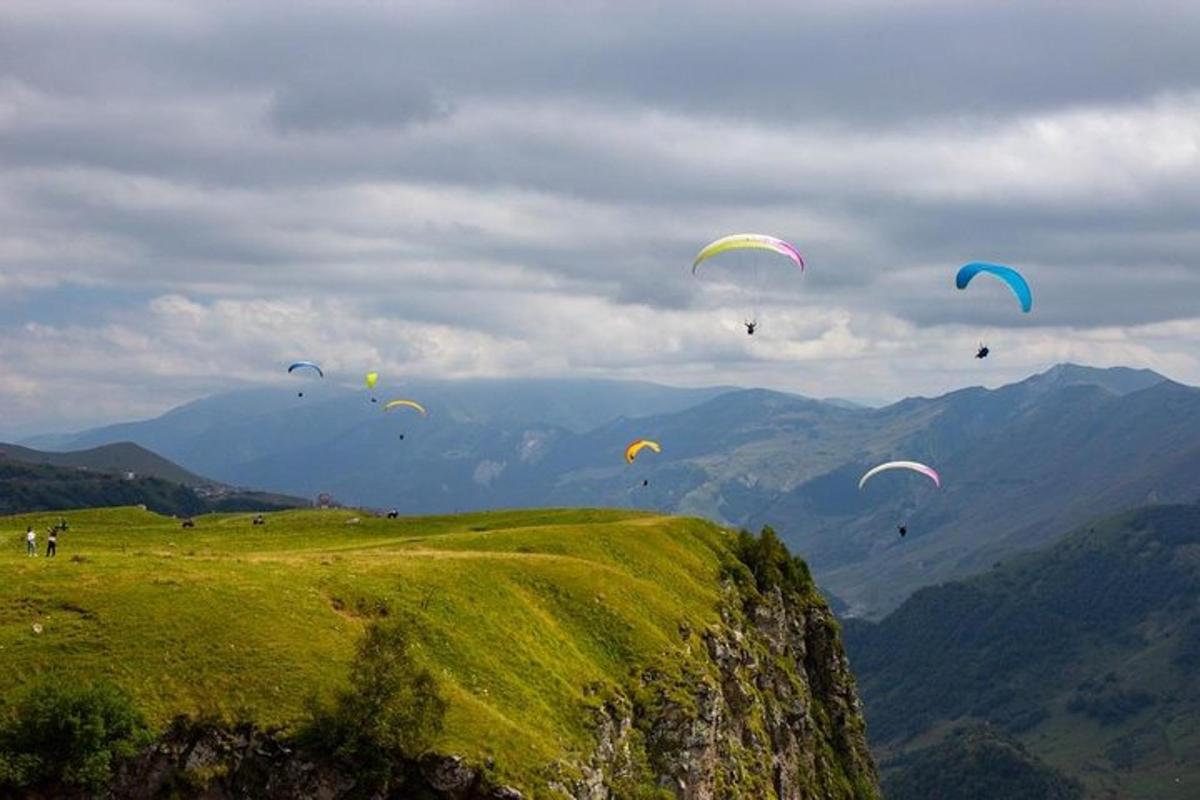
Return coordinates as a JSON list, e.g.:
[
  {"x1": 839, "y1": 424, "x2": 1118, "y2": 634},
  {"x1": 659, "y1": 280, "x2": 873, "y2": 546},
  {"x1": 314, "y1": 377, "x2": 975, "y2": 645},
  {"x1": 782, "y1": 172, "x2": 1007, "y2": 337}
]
[{"x1": 5, "y1": 287, "x2": 1200, "y2": 438}]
